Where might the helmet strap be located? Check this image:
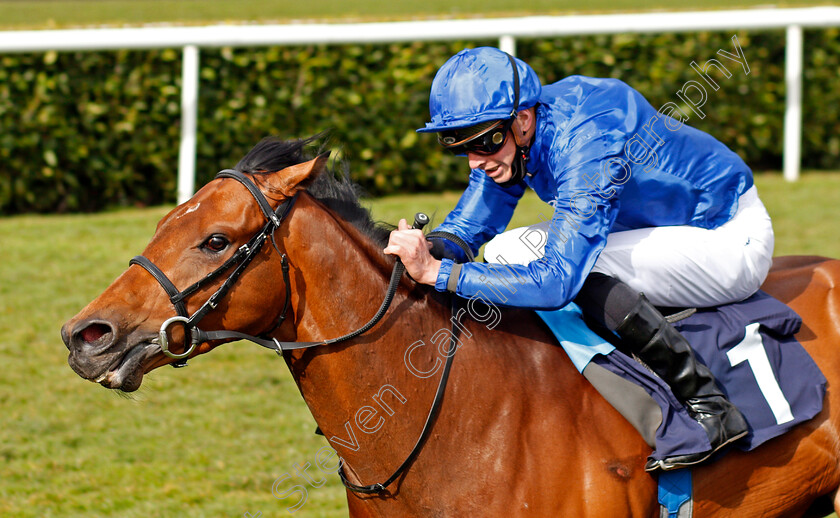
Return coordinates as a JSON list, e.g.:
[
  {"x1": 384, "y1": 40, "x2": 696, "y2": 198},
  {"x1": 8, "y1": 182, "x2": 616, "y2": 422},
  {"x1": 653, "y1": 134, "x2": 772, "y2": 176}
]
[
  {"x1": 499, "y1": 117, "x2": 532, "y2": 189},
  {"x1": 498, "y1": 143, "x2": 530, "y2": 188}
]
